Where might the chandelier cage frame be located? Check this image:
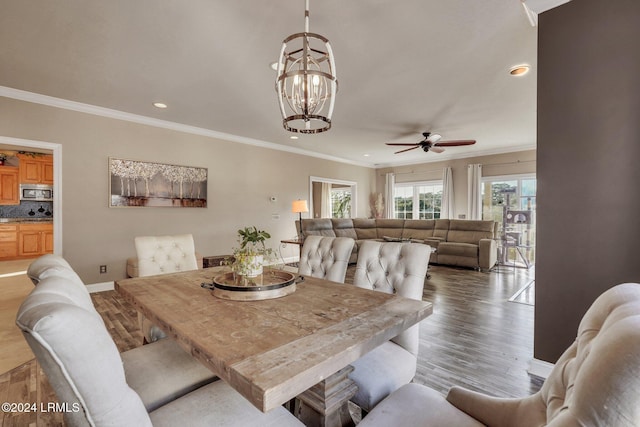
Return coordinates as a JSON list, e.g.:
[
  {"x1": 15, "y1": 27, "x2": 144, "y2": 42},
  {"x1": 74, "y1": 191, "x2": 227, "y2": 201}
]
[{"x1": 275, "y1": 0, "x2": 338, "y2": 134}]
